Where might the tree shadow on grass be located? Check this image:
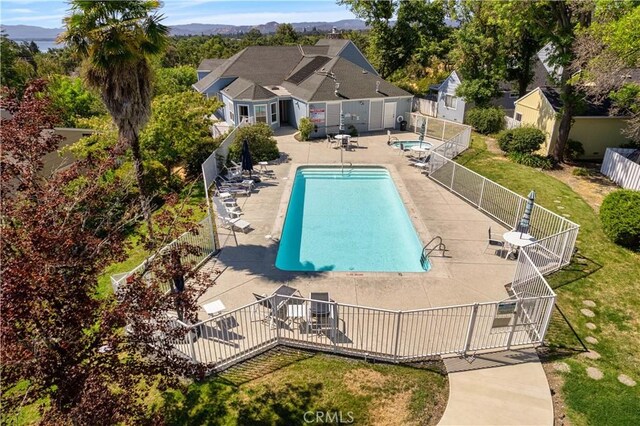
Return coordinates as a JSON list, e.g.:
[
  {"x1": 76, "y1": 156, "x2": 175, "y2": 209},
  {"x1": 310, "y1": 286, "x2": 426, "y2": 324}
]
[
  {"x1": 215, "y1": 243, "x2": 331, "y2": 284},
  {"x1": 545, "y1": 250, "x2": 603, "y2": 291},
  {"x1": 161, "y1": 377, "x2": 324, "y2": 426}
]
